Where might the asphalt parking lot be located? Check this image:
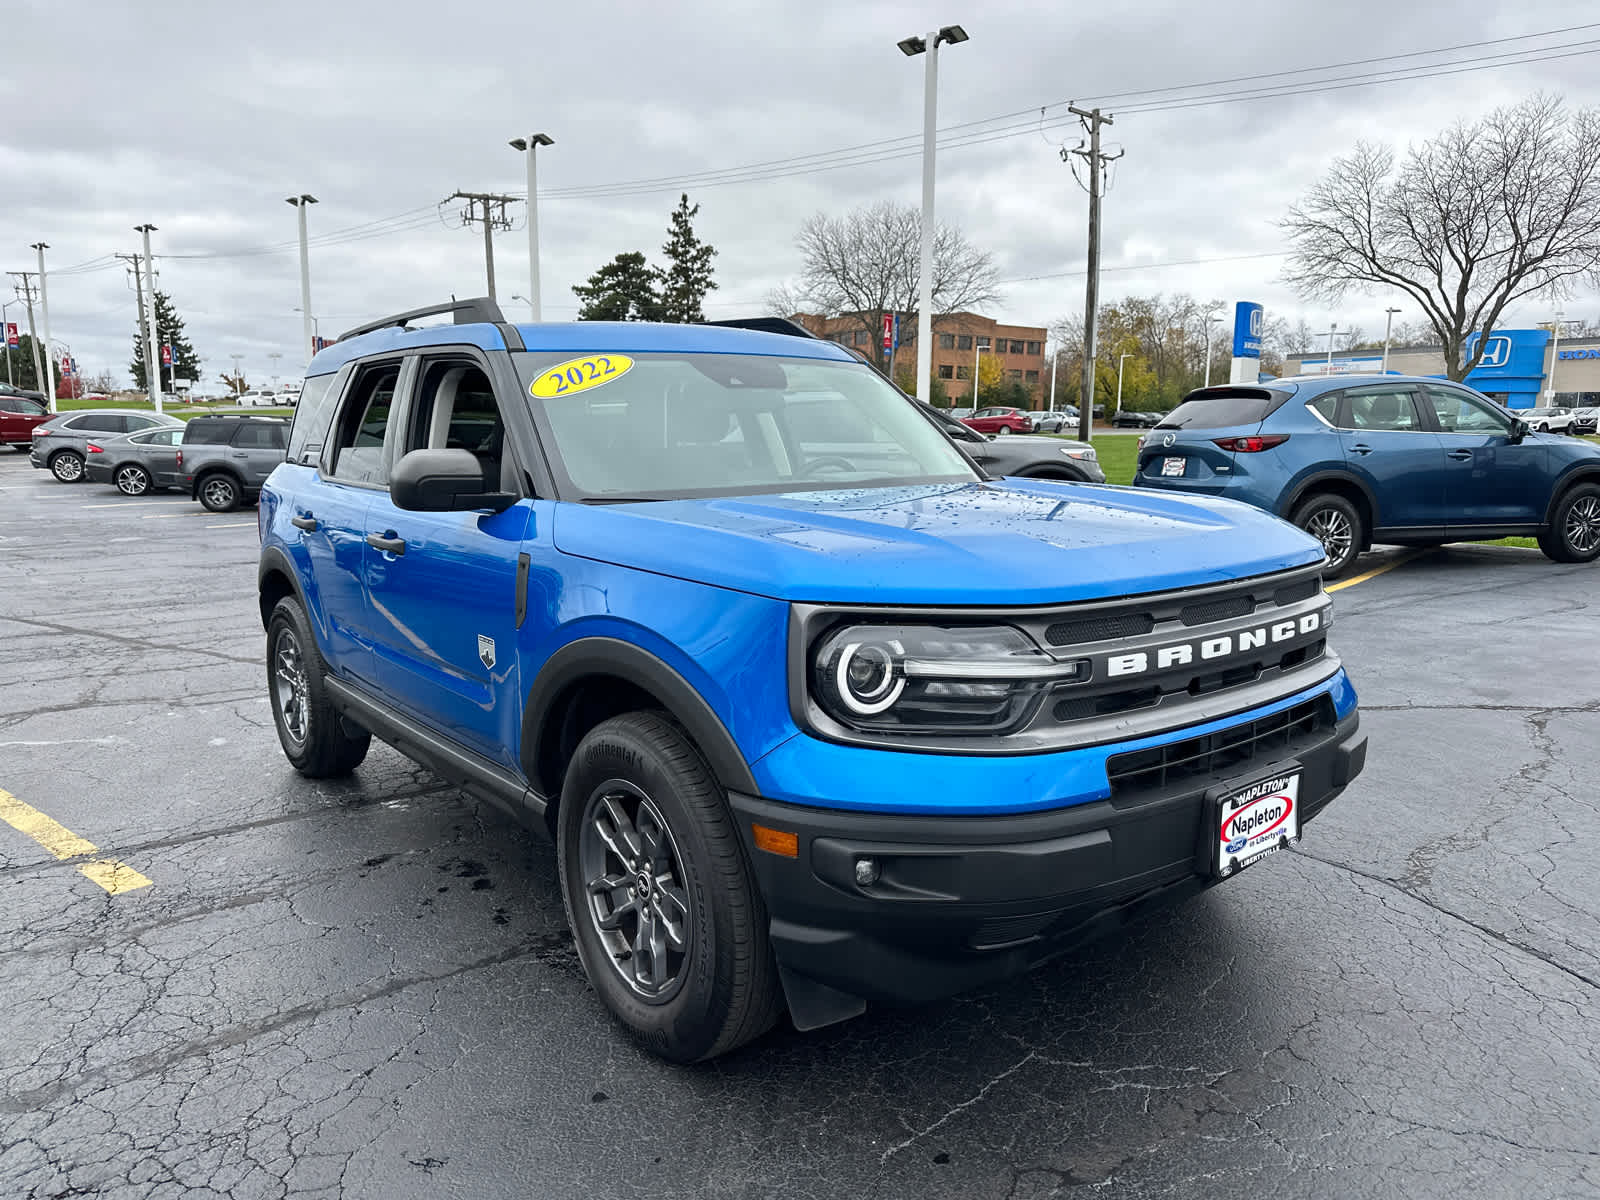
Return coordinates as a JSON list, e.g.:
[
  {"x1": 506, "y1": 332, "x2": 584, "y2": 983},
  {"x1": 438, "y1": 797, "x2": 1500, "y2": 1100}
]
[{"x1": 1, "y1": 449, "x2": 1597, "y2": 1200}]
